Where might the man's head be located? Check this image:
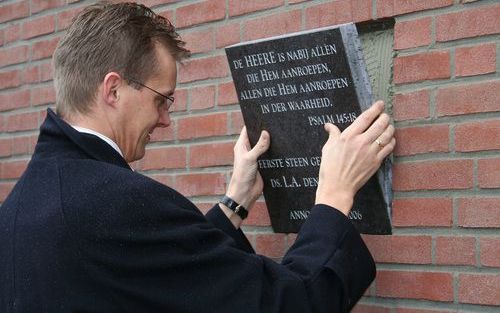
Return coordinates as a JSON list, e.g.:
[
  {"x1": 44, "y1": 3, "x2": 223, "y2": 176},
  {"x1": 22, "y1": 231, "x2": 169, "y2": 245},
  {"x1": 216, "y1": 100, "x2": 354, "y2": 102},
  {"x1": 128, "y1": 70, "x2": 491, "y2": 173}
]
[{"x1": 53, "y1": 2, "x2": 190, "y2": 162}]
